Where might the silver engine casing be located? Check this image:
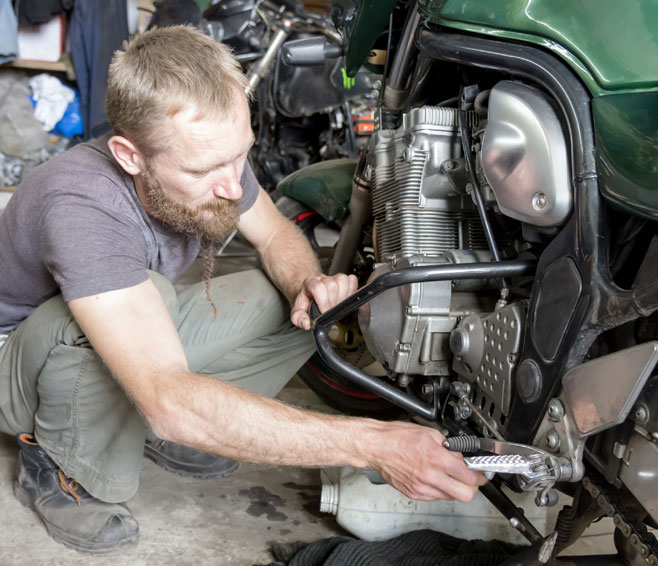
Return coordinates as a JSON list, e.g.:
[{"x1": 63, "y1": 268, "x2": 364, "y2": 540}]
[
  {"x1": 359, "y1": 83, "x2": 571, "y2": 397},
  {"x1": 359, "y1": 106, "x2": 492, "y2": 377}
]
